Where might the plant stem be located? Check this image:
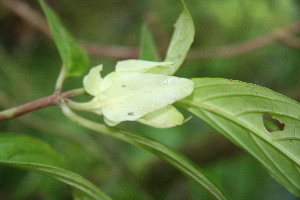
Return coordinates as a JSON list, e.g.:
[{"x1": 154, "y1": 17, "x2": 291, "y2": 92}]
[
  {"x1": 0, "y1": 88, "x2": 85, "y2": 121},
  {"x1": 3, "y1": 0, "x2": 300, "y2": 60},
  {"x1": 66, "y1": 100, "x2": 99, "y2": 112},
  {"x1": 60, "y1": 104, "x2": 227, "y2": 200},
  {"x1": 55, "y1": 66, "x2": 67, "y2": 92}
]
